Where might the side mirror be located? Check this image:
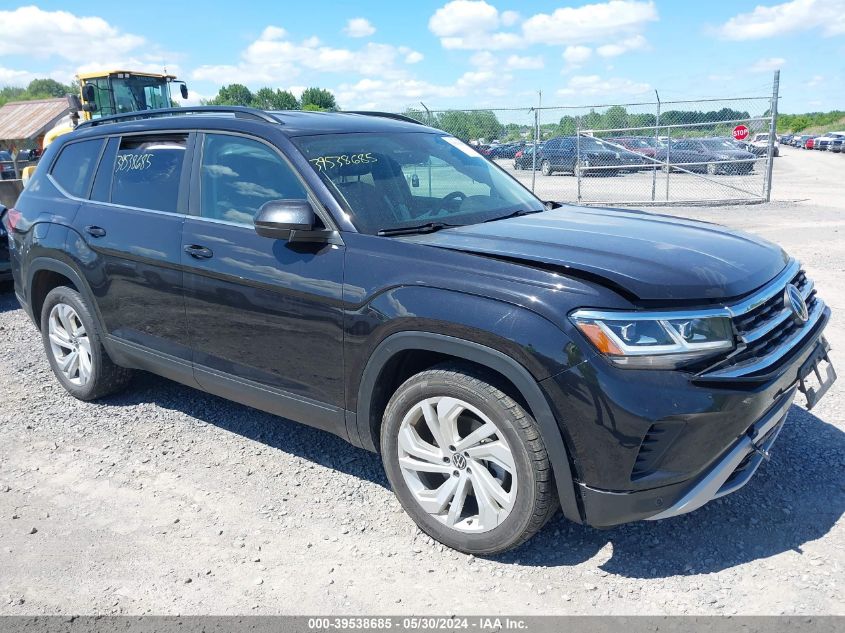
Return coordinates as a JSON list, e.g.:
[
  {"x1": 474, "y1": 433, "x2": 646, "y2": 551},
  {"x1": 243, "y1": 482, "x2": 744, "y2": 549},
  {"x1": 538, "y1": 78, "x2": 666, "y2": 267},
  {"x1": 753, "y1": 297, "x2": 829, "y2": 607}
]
[
  {"x1": 81, "y1": 83, "x2": 96, "y2": 104},
  {"x1": 254, "y1": 200, "x2": 316, "y2": 240},
  {"x1": 180, "y1": 83, "x2": 189, "y2": 100},
  {"x1": 66, "y1": 94, "x2": 82, "y2": 113}
]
